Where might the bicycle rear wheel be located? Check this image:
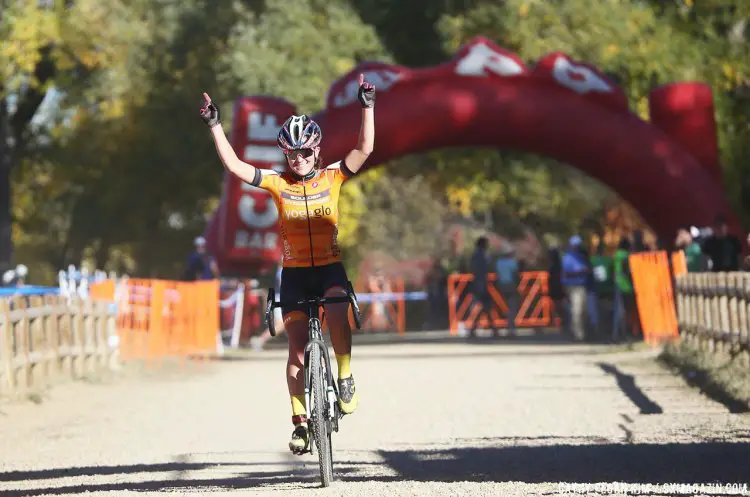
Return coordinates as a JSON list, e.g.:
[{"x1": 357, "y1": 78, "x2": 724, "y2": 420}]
[{"x1": 310, "y1": 345, "x2": 333, "y2": 486}]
